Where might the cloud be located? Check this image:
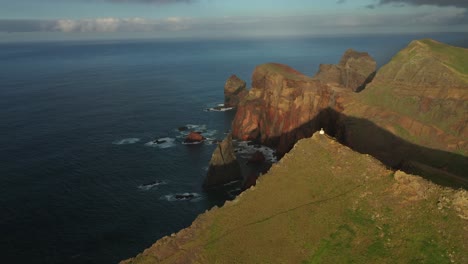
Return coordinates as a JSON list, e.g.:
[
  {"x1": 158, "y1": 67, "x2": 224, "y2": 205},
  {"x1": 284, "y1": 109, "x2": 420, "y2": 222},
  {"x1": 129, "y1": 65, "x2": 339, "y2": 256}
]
[
  {"x1": 0, "y1": 17, "x2": 192, "y2": 33},
  {"x1": 91, "y1": 0, "x2": 194, "y2": 3},
  {"x1": 378, "y1": 0, "x2": 468, "y2": 8},
  {"x1": 0, "y1": 10, "x2": 466, "y2": 36},
  {"x1": 337, "y1": 0, "x2": 346, "y2": 4}
]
